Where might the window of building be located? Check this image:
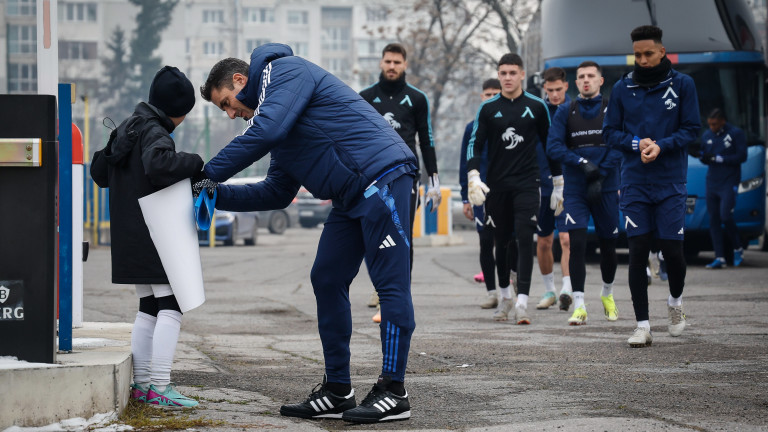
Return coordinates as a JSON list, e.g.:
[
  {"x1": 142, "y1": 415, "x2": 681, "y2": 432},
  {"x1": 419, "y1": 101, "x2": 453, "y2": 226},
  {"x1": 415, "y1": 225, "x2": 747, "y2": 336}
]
[
  {"x1": 8, "y1": 25, "x2": 37, "y2": 54},
  {"x1": 365, "y1": 6, "x2": 387, "y2": 22},
  {"x1": 6, "y1": 0, "x2": 36, "y2": 16},
  {"x1": 203, "y1": 9, "x2": 224, "y2": 23},
  {"x1": 59, "y1": 41, "x2": 98, "y2": 60},
  {"x1": 246, "y1": 39, "x2": 271, "y2": 52},
  {"x1": 203, "y1": 41, "x2": 225, "y2": 56},
  {"x1": 289, "y1": 42, "x2": 309, "y2": 57},
  {"x1": 287, "y1": 10, "x2": 309, "y2": 25},
  {"x1": 8, "y1": 63, "x2": 38, "y2": 93},
  {"x1": 59, "y1": 2, "x2": 97, "y2": 22},
  {"x1": 322, "y1": 26, "x2": 350, "y2": 51},
  {"x1": 243, "y1": 7, "x2": 274, "y2": 23}
]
